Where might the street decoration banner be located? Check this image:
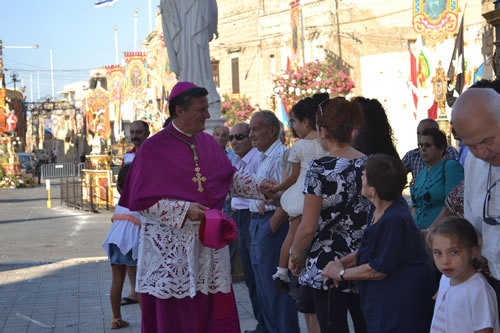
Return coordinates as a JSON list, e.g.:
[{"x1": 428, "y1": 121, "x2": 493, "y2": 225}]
[
  {"x1": 44, "y1": 116, "x2": 52, "y2": 137},
  {"x1": 105, "y1": 65, "x2": 125, "y2": 140},
  {"x1": 11, "y1": 98, "x2": 23, "y2": 137},
  {"x1": 418, "y1": 50, "x2": 430, "y2": 88},
  {"x1": 125, "y1": 52, "x2": 148, "y2": 122},
  {"x1": 446, "y1": 14, "x2": 464, "y2": 107},
  {"x1": 412, "y1": 0, "x2": 459, "y2": 45},
  {"x1": 0, "y1": 88, "x2": 7, "y2": 135},
  {"x1": 474, "y1": 63, "x2": 484, "y2": 83},
  {"x1": 6, "y1": 113, "x2": 17, "y2": 132},
  {"x1": 86, "y1": 87, "x2": 110, "y2": 140},
  {"x1": 289, "y1": 0, "x2": 302, "y2": 69},
  {"x1": 125, "y1": 52, "x2": 147, "y2": 93},
  {"x1": 409, "y1": 48, "x2": 418, "y2": 120}
]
